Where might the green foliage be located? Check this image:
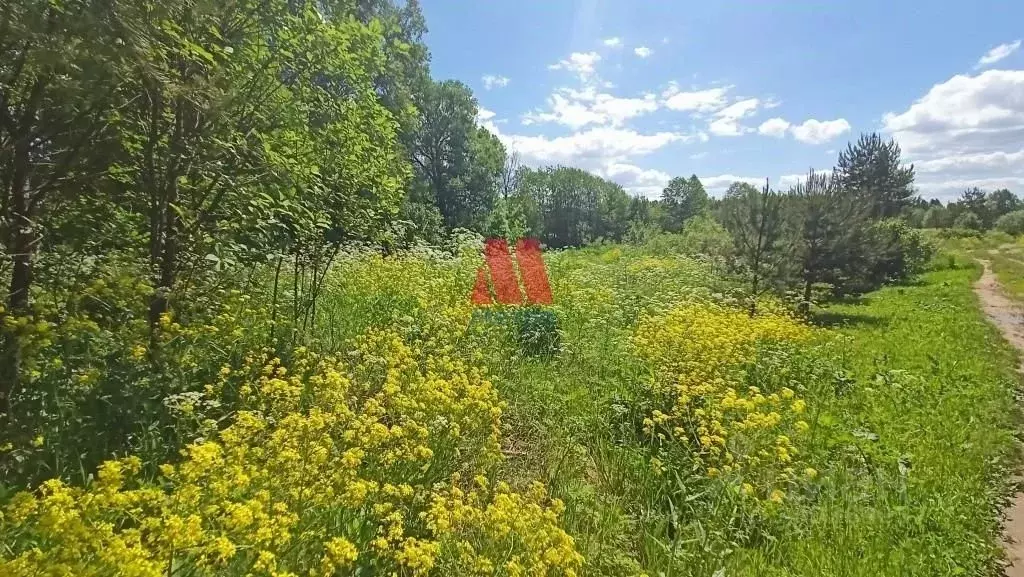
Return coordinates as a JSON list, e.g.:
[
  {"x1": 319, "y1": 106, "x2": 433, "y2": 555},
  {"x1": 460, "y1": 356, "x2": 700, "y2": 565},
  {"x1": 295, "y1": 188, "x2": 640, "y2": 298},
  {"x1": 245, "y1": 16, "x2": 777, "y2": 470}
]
[
  {"x1": 513, "y1": 166, "x2": 634, "y2": 248},
  {"x1": 789, "y1": 170, "x2": 871, "y2": 300},
  {"x1": 834, "y1": 132, "x2": 916, "y2": 218},
  {"x1": 3, "y1": 3, "x2": 1021, "y2": 576},
  {"x1": 720, "y1": 181, "x2": 789, "y2": 311},
  {"x1": 954, "y1": 211, "x2": 984, "y2": 231},
  {"x1": 513, "y1": 306, "x2": 561, "y2": 357},
  {"x1": 995, "y1": 209, "x2": 1024, "y2": 236},
  {"x1": 985, "y1": 189, "x2": 1021, "y2": 226},
  {"x1": 863, "y1": 219, "x2": 937, "y2": 286},
  {"x1": 660, "y1": 175, "x2": 709, "y2": 232},
  {"x1": 921, "y1": 205, "x2": 950, "y2": 229},
  {"x1": 1, "y1": 253, "x2": 274, "y2": 486},
  {"x1": 411, "y1": 80, "x2": 504, "y2": 230}
]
